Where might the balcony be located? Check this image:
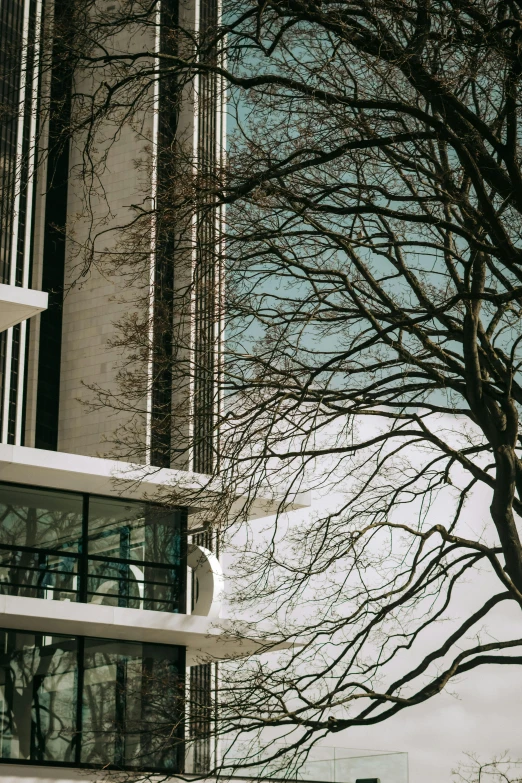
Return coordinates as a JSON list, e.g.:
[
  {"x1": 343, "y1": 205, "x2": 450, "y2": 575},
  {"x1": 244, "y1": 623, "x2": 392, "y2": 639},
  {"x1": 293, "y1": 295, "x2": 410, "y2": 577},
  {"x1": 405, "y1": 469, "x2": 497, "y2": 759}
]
[
  {"x1": 0, "y1": 479, "x2": 293, "y2": 665},
  {"x1": 0, "y1": 284, "x2": 48, "y2": 331},
  {"x1": 0, "y1": 482, "x2": 186, "y2": 613}
]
